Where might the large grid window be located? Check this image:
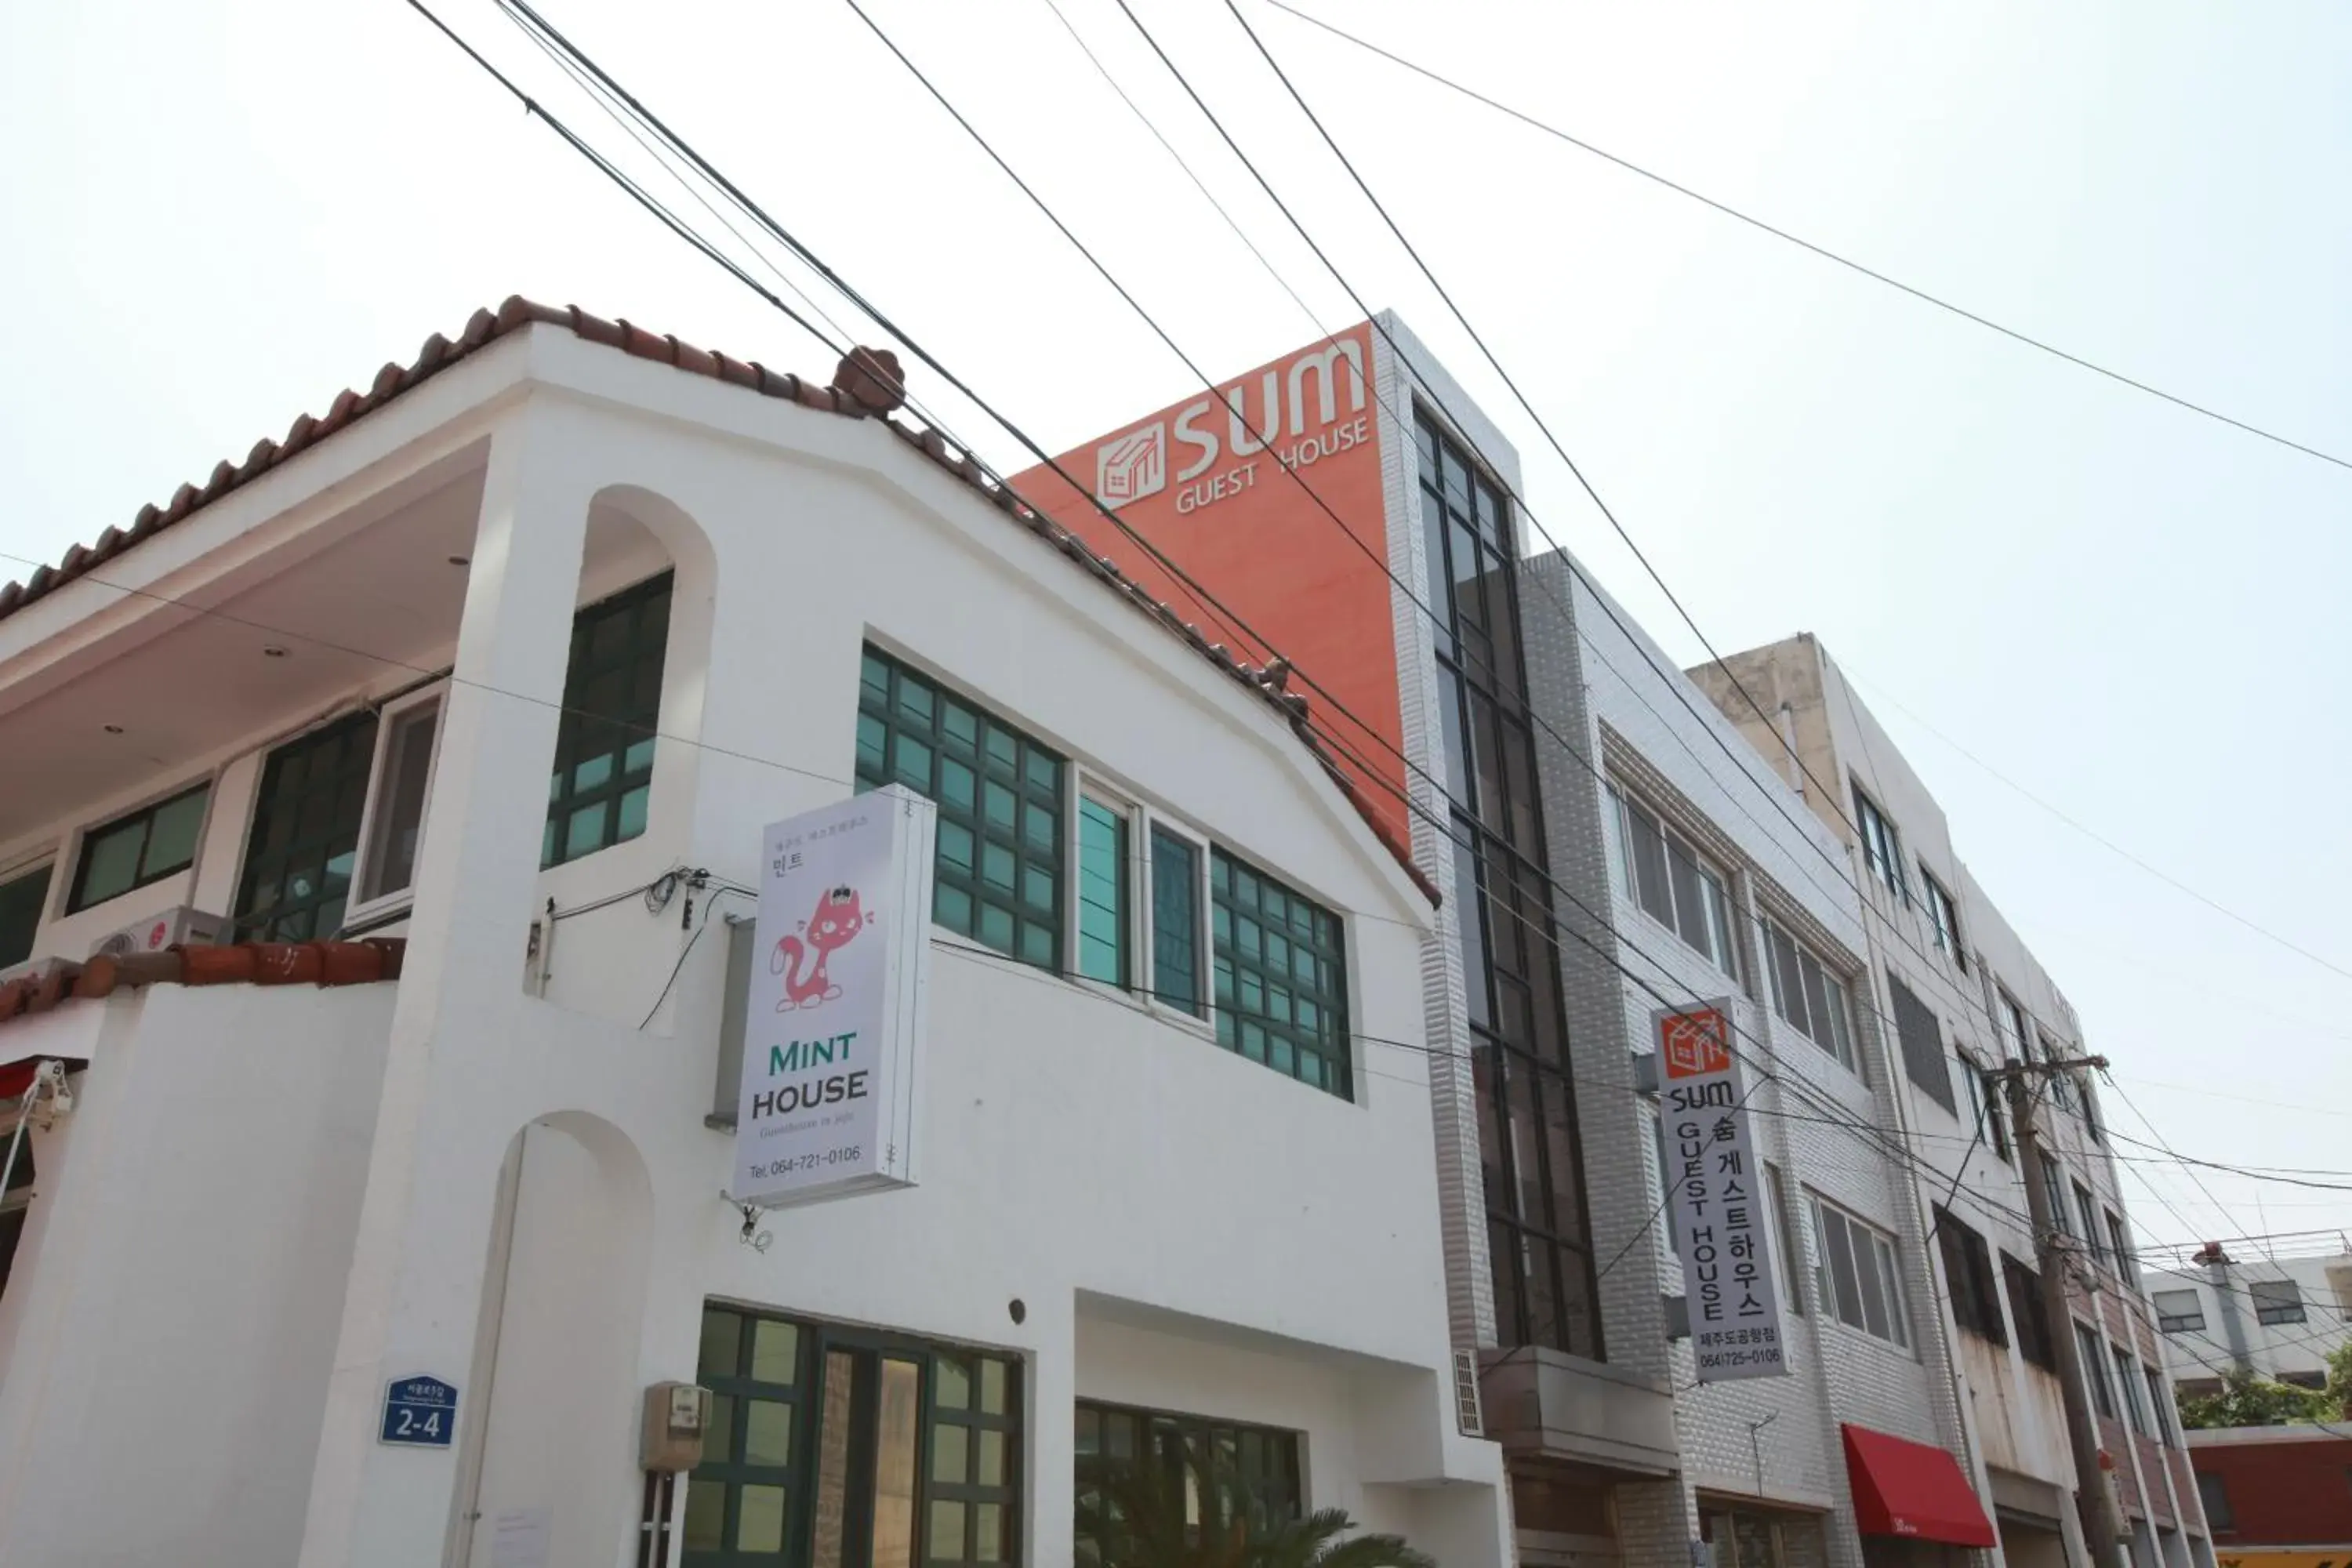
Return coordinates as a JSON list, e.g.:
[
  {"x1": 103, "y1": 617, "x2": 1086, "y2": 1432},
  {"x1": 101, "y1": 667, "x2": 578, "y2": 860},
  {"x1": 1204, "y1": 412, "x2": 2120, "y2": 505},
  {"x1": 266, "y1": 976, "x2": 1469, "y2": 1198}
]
[
  {"x1": 687, "y1": 1303, "x2": 1020, "y2": 1568},
  {"x1": 1210, "y1": 851, "x2": 1348, "y2": 1097},
  {"x1": 1807, "y1": 1193, "x2": 1910, "y2": 1348},
  {"x1": 544, "y1": 572, "x2": 670, "y2": 869},
  {"x1": 857, "y1": 647, "x2": 1064, "y2": 970},
  {"x1": 1761, "y1": 916, "x2": 1858, "y2": 1073},
  {"x1": 1074, "y1": 1399, "x2": 1301, "y2": 1556},
  {"x1": 1609, "y1": 786, "x2": 1737, "y2": 978},
  {"x1": 0, "y1": 862, "x2": 52, "y2": 969},
  {"x1": 235, "y1": 711, "x2": 379, "y2": 941},
  {"x1": 1852, "y1": 786, "x2": 1907, "y2": 902},
  {"x1": 69, "y1": 782, "x2": 209, "y2": 913},
  {"x1": 1417, "y1": 408, "x2": 1599, "y2": 1359}
]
